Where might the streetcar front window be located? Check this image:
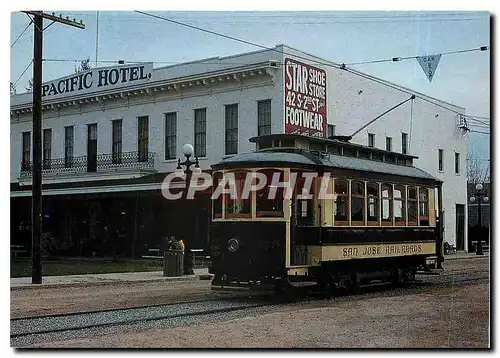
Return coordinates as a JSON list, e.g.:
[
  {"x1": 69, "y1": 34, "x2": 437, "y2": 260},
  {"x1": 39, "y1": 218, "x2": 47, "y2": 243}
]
[
  {"x1": 225, "y1": 171, "x2": 251, "y2": 218},
  {"x1": 213, "y1": 172, "x2": 223, "y2": 219},
  {"x1": 256, "y1": 170, "x2": 284, "y2": 217}
]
